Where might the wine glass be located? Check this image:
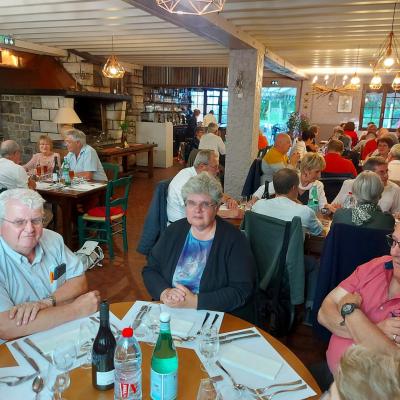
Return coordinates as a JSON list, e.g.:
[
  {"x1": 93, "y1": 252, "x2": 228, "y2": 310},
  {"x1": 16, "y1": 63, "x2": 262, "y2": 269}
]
[
  {"x1": 216, "y1": 385, "x2": 242, "y2": 400},
  {"x1": 198, "y1": 327, "x2": 220, "y2": 372},
  {"x1": 145, "y1": 304, "x2": 161, "y2": 345},
  {"x1": 52, "y1": 340, "x2": 77, "y2": 399},
  {"x1": 78, "y1": 320, "x2": 97, "y2": 369},
  {"x1": 197, "y1": 378, "x2": 217, "y2": 400}
]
